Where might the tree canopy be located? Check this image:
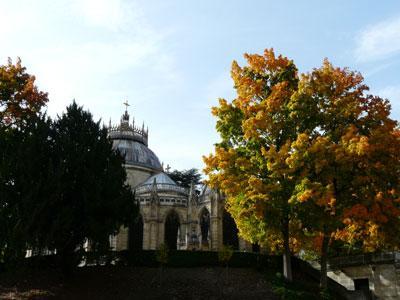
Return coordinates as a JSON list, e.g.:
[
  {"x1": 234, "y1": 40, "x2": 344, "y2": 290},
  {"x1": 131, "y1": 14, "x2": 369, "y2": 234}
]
[
  {"x1": 204, "y1": 49, "x2": 300, "y2": 281},
  {"x1": 204, "y1": 49, "x2": 400, "y2": 289},
  {"x1": 0, "y1": 59, "x2": 137, "y2": 270},
  {"x1": 0, "y1": 58, "x2": 48, "y2": 126},
  {"x1": 287, "y1": 60, "x2": 400, "y2": 287},
  {"x1": 167, "y1": 168, "x2": 202, "y2": 189},
  {"x1": 43, "y1": 102, "x2": 137, "y2": 265}
]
